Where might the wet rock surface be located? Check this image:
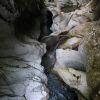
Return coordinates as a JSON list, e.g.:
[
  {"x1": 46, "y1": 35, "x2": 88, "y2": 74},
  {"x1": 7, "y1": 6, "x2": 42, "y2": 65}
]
[
  {"x1": 42, "y1": 1, "x2": 100, "y2": 100},
  {"x1": 0, "y1": 0, "x2": 100, "y2": 100},
  {"x1": 0, "y1": 18, "x2": 49, "y2": 100},
  {"x1": 81, "y1": 21, "x2": 100, "y2": 100},
  {"x1": 54, "y1": 49, "x2": 85, "y2": 71}
]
